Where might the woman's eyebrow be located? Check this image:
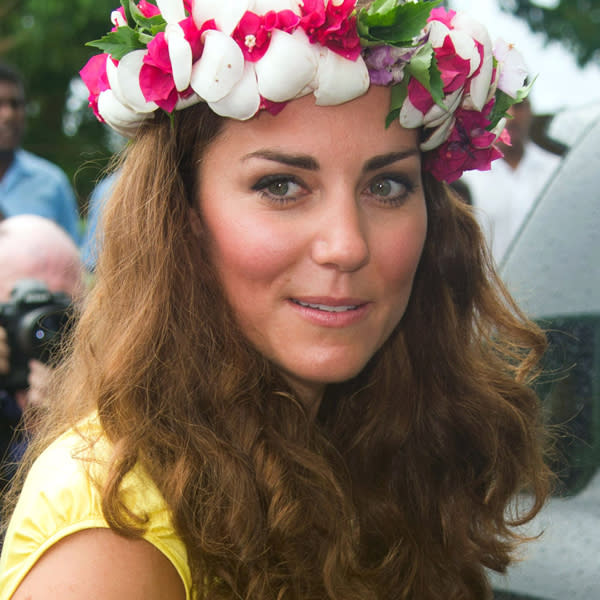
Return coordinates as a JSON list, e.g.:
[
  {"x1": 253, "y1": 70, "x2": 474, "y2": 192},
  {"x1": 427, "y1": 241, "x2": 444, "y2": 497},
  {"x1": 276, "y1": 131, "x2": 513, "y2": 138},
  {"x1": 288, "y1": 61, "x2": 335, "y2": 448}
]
[
  {"x1": 242, "y1": 150, "x2": 319, "y2": 170},
  {"x1": 363, "y1": 150, "x2": 420, "y2": 172}
]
